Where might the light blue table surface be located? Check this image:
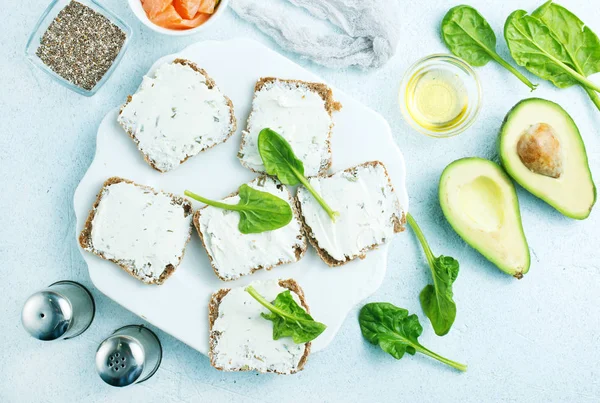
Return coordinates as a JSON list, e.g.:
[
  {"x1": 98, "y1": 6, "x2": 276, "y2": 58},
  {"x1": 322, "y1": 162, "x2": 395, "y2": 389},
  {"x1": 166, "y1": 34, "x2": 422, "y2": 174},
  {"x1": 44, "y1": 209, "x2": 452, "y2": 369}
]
[{"x1": 2, "y1": 1, "x2": 599, "y2": 402}]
